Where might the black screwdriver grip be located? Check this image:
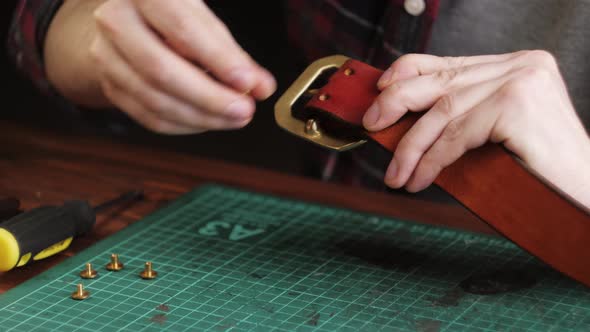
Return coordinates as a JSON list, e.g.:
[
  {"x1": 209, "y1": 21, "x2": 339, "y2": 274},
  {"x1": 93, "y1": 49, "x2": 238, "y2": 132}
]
[
  {"x1": 0, "y1": 197, "x2": 20, "y2": 221},
  {"x1": 0, "y1": 200, "x2": 95, "y2": 262}
]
